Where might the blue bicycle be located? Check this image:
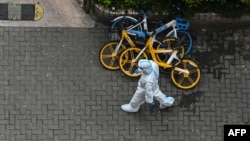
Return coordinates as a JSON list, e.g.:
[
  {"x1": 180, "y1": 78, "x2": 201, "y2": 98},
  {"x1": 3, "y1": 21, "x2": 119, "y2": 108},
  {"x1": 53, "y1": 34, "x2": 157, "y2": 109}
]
[{"x1": 109, "y1": 10, "x2": 192, "y2": 55}]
